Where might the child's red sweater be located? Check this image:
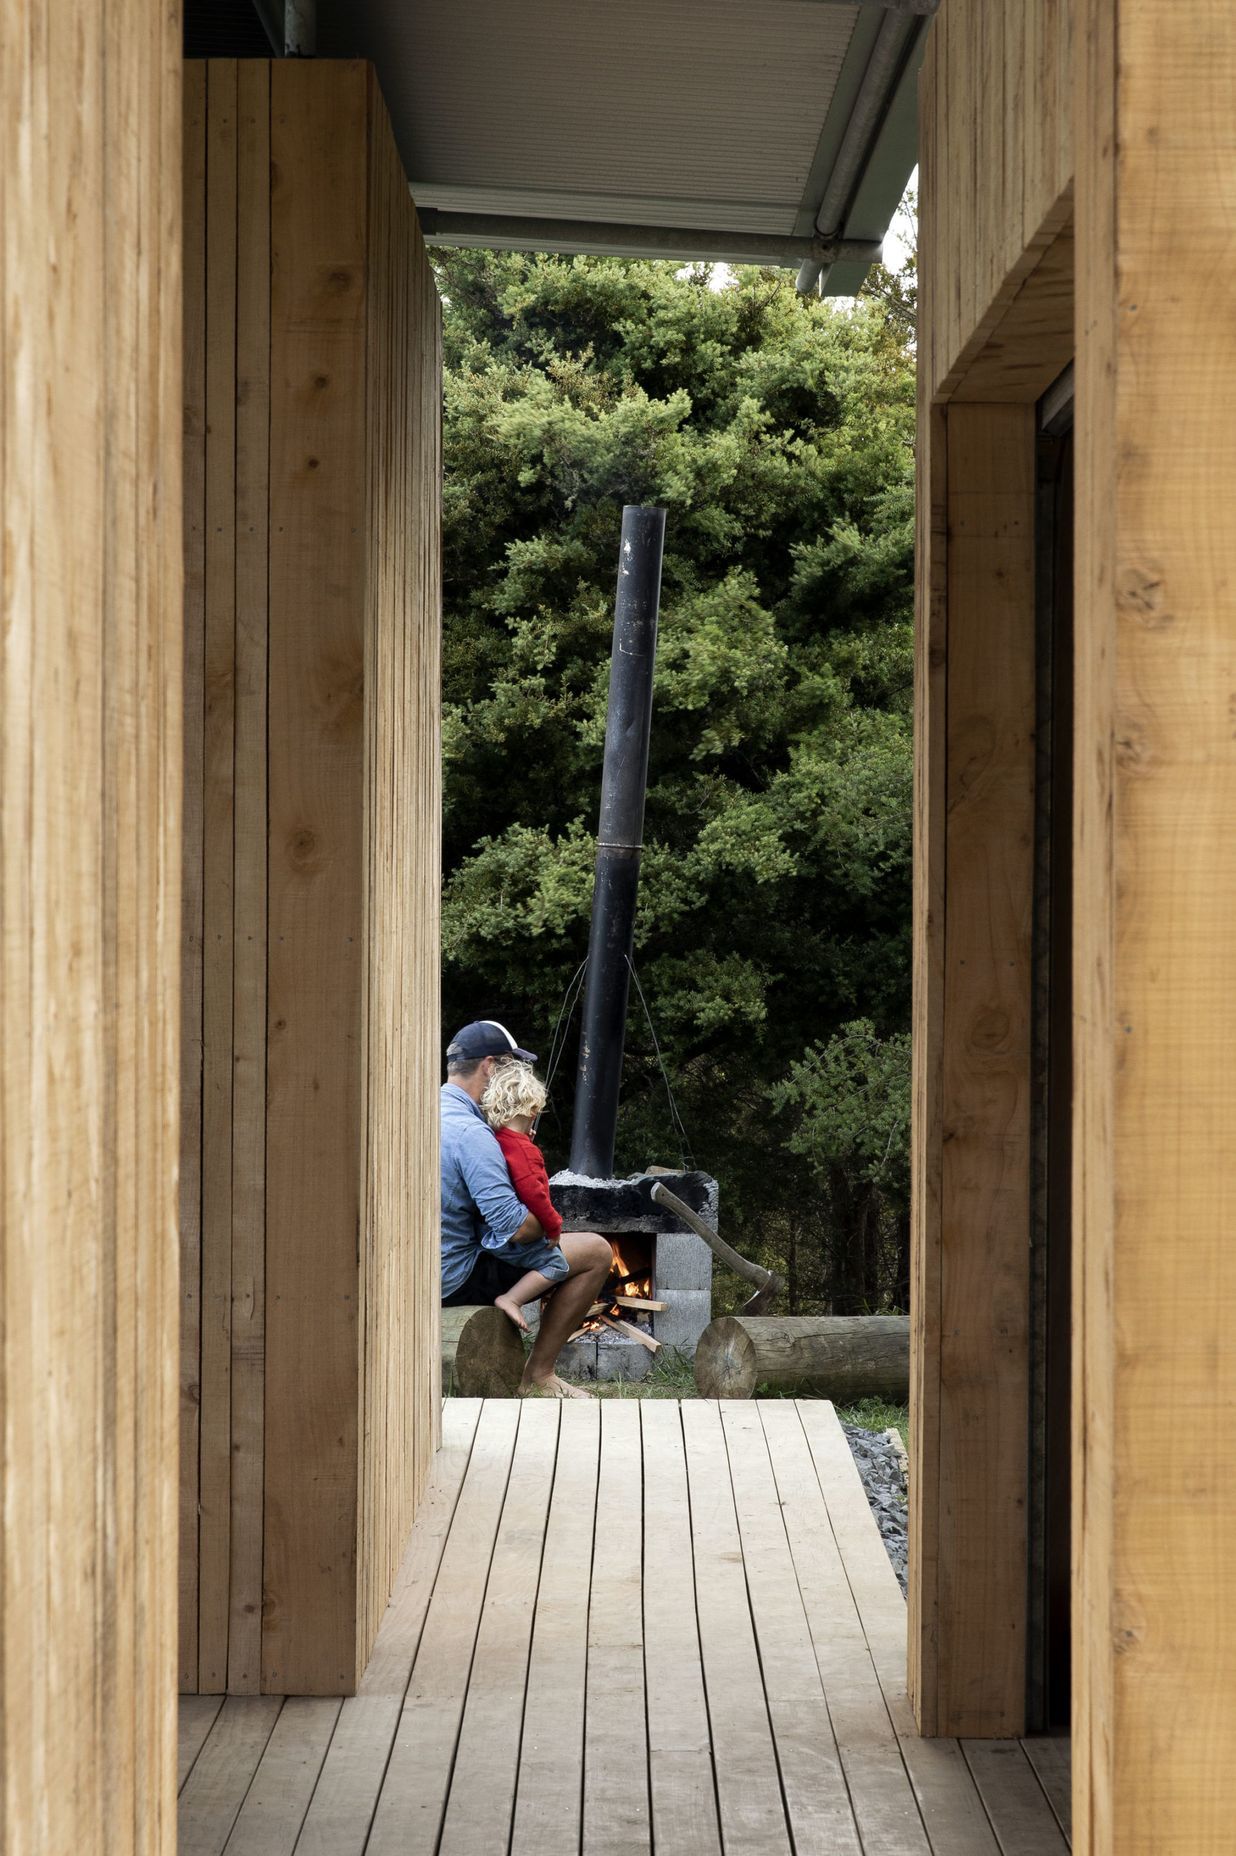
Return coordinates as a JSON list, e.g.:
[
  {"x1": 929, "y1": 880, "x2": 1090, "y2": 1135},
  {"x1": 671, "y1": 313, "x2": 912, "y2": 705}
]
[{"x1": 494, "y1": 1126, "x2": 563, "y2": 1241}]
